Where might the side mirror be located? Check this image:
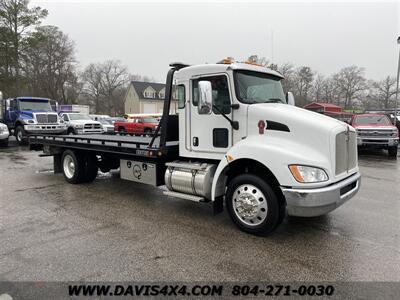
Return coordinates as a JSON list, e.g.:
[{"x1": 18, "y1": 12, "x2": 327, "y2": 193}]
[
  {"x1": 198, "y1": 81, "x2": 212, "y2": 115},
  {"x1": 286, "y1": 92, "x2": 295, "y2": 106}
]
